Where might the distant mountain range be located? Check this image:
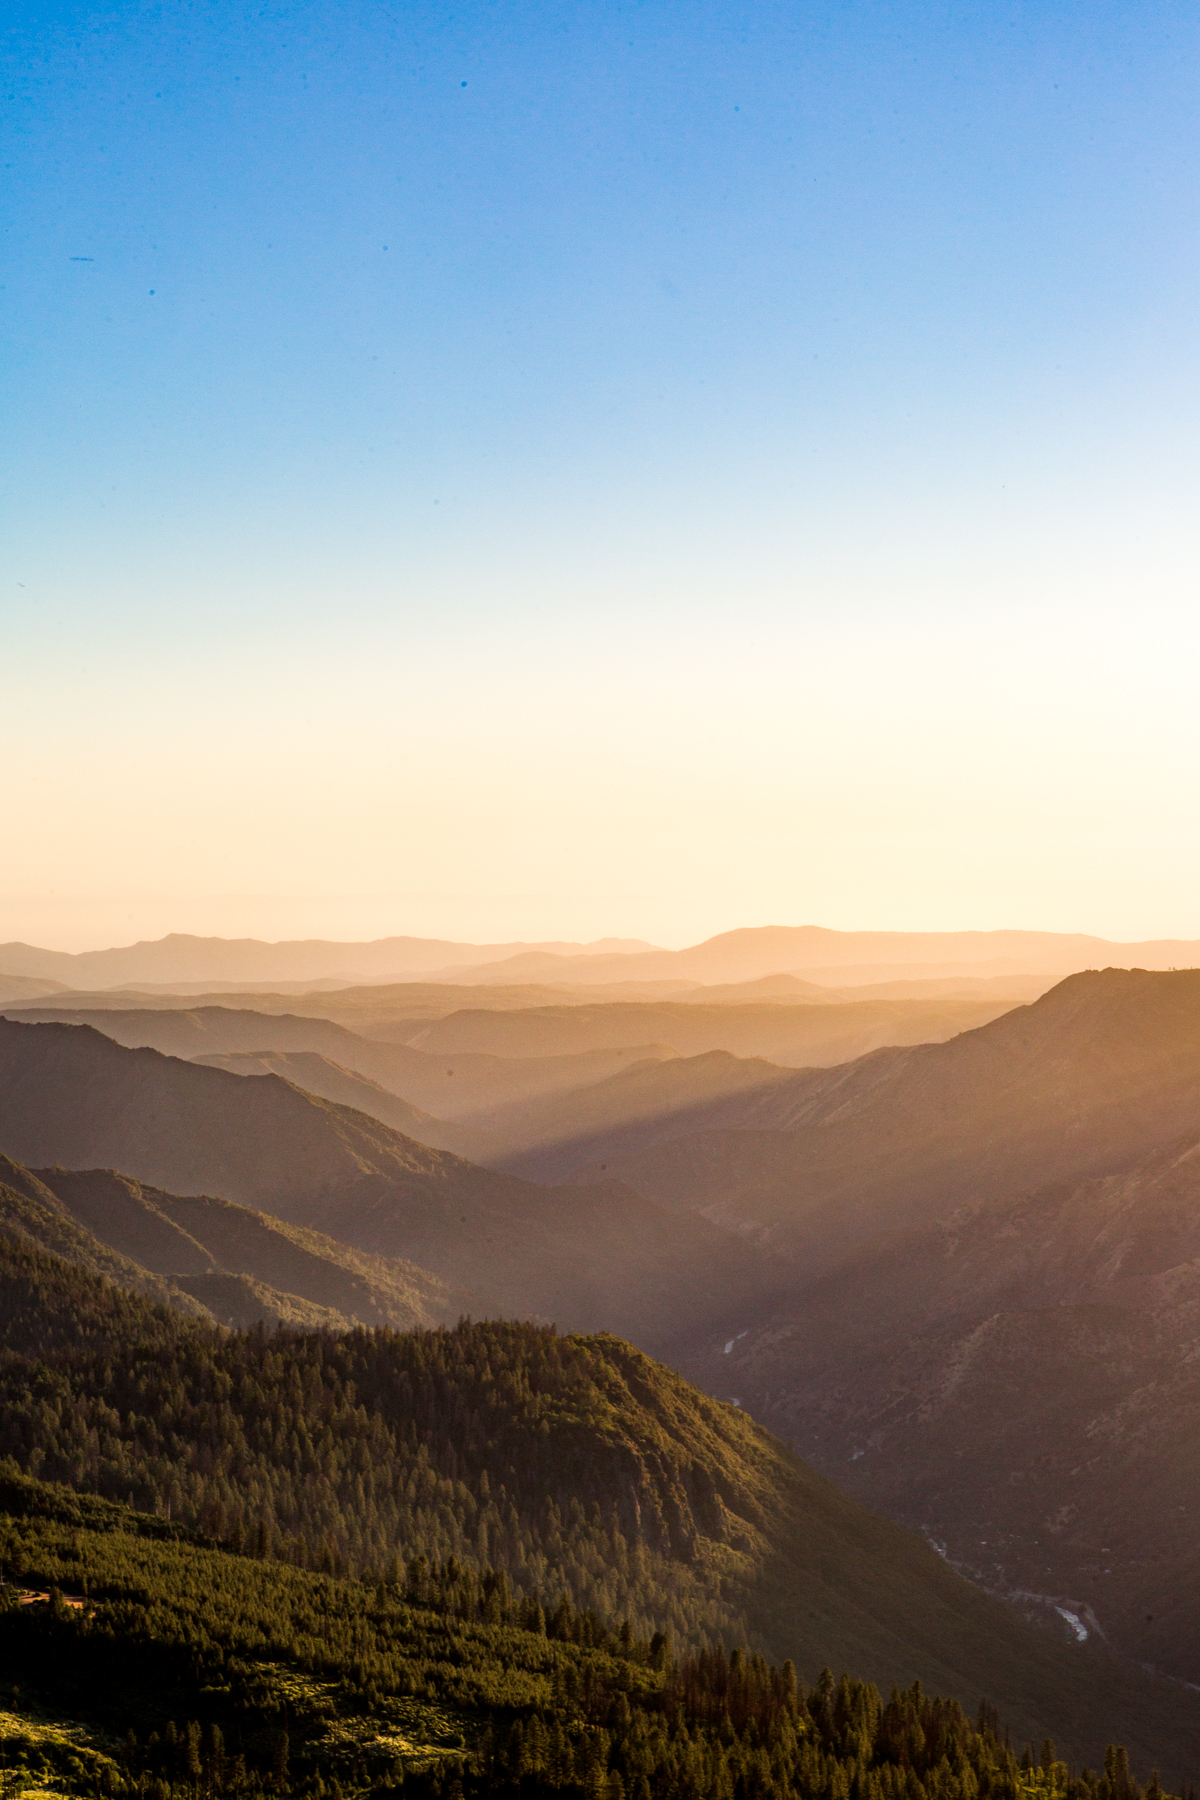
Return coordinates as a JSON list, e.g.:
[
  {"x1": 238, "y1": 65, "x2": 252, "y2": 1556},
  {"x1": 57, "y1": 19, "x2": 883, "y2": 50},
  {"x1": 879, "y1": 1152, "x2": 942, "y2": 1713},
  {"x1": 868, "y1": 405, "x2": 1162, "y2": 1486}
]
[
  {"x1": 5, "y1": 921, "x2": 1200, "y2": 990},
  {"x1": 0, "y1": 932, "x2": 659, "y2": 988}
]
